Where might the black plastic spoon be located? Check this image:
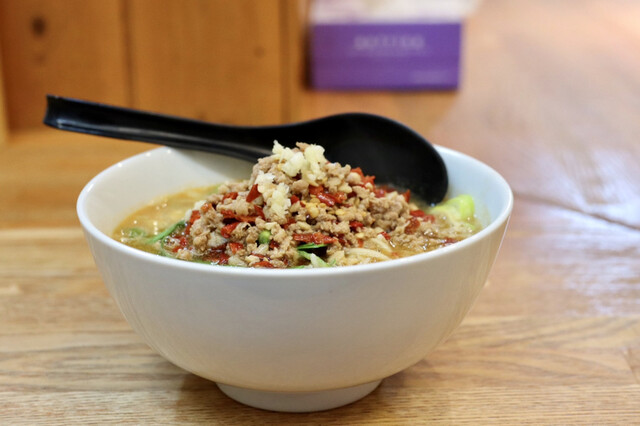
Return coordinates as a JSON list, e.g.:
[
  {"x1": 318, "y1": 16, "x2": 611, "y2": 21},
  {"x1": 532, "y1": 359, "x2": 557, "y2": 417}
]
[{"x1": 44, "y1": 95, "x2": 447, "y2": 203}]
